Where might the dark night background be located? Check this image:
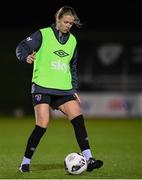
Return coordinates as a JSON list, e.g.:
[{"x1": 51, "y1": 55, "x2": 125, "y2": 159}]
[
  {"x1": 1, "y1": 1, "x2": 142, "y2": 115},
  {"x1": 1, "y1": 1, "x2": 142, "y2": 30}
]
